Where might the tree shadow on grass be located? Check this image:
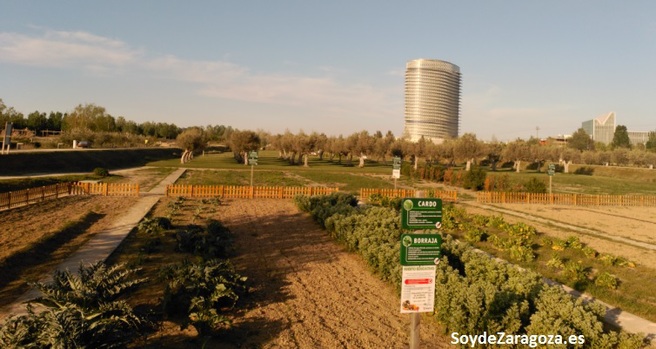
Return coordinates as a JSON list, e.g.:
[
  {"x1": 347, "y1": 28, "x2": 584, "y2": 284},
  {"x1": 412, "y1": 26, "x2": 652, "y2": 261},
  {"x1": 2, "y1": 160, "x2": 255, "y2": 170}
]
[{"x1": 0, "y1": 211, "x2": 105, "y2": 307}]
